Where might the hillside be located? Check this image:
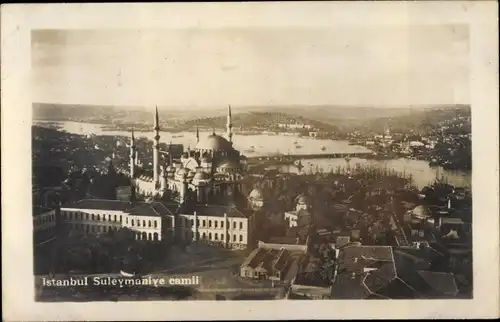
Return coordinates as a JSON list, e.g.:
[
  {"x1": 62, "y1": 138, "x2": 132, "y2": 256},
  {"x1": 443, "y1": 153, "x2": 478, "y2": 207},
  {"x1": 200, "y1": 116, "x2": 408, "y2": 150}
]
[
  {"x1": 32, "y1": 102, "x2": 470, "y2": 134},
  {"x1": 180, "y1": 111, "x2": 340, "y2": 132}
]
